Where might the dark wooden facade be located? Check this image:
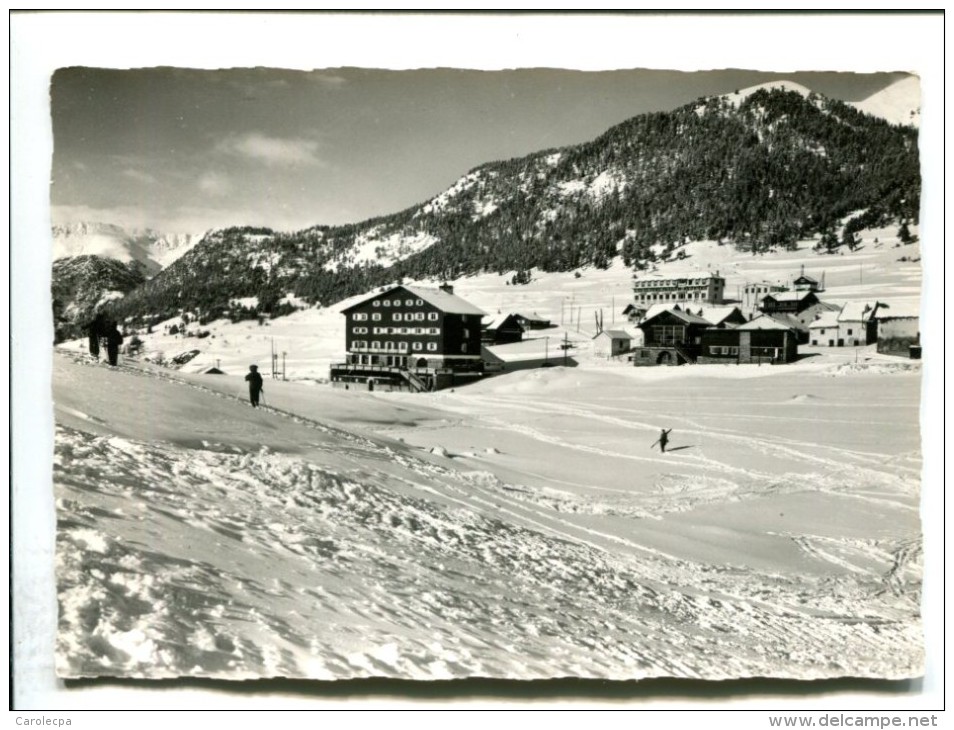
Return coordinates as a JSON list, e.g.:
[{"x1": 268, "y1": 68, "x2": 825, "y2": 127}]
[
  {"x1": 632, "y1": 309, "x2": 710, "y2": 366},
  {"x1": 482, "y1": 314, "x2": 525, "y2": 344},
  {"x1": 698, "y1": 327, "x2": 798, "y2": 364},
  {"x1": 331, "y1": 285, "x2": 485, "y2": 391},
  {"x1": 760, "y1": 291, "x2": 819, "y2": 314}
]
